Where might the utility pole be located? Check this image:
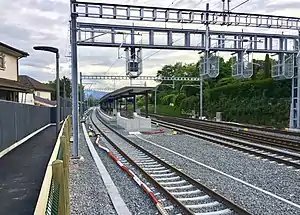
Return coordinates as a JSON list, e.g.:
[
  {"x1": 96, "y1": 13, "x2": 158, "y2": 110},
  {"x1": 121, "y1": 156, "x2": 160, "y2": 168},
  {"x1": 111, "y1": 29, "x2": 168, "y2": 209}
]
[
  {"x1": 71, "y1": 0, "x2": 79, "y2": 158},
  {"x1": 200, "y1": 3, "x2": 210, "y2": 119}
]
